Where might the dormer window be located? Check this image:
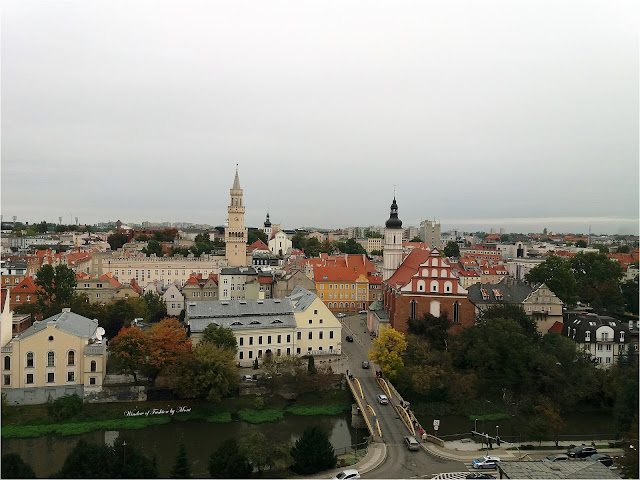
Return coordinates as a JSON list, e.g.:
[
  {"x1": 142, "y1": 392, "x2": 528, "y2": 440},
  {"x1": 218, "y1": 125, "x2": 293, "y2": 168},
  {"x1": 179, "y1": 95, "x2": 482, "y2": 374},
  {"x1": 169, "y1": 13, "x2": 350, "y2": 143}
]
[
  {"x1": 585, "y1": 331, "x2": 591, "y2": 341},
  {"x1": 620, "y1": 331, "x2": 625, "y2": 342}
]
